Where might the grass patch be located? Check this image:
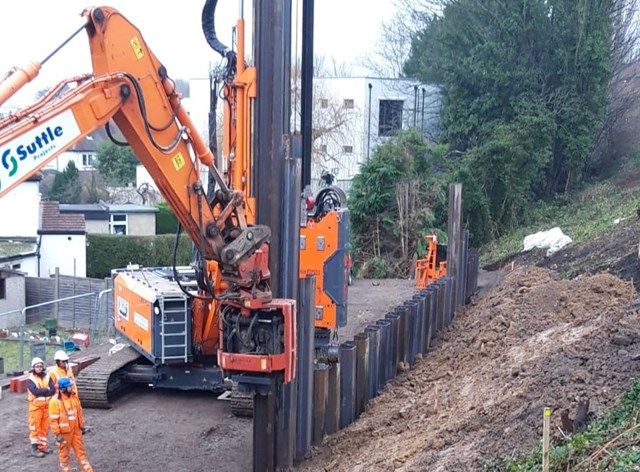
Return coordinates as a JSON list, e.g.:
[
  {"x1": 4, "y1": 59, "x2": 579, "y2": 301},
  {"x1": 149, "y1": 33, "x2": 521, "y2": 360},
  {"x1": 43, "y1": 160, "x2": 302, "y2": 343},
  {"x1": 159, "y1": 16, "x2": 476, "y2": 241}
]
[
  {"x1": 480, "y1": 157, "x2": 640, "y2": 266},
  {"x1": 485, "y1": 379, "x2": 640, "y2": 471},
  {"x1": 0, "y1": 323, "x2": 79, "y2": 373},
  {"x1": 0, "y1": 340, "x2": 60, "y2": 373}
]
